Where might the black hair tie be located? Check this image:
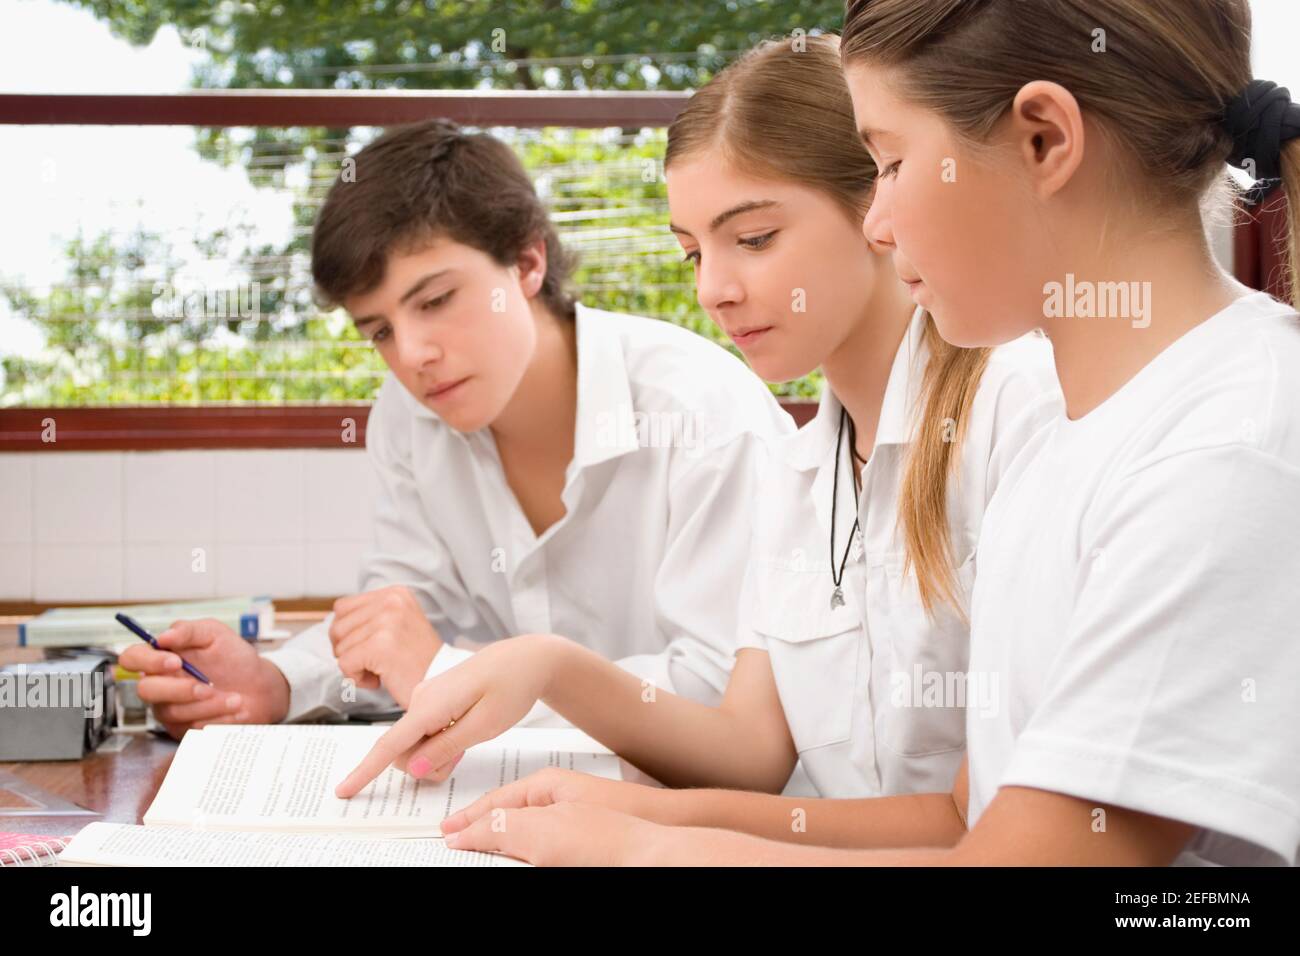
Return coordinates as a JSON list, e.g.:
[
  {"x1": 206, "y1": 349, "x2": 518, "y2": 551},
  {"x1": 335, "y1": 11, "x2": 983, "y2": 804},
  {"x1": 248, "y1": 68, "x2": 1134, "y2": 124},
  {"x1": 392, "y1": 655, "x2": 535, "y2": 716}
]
[{"x1": 1224, "y1": 80, "x2": 1300, "y2": 205}]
